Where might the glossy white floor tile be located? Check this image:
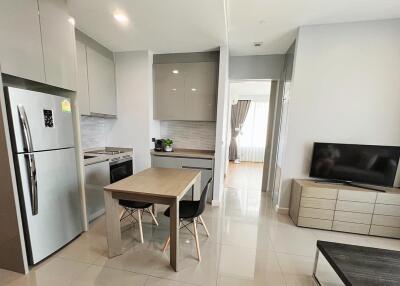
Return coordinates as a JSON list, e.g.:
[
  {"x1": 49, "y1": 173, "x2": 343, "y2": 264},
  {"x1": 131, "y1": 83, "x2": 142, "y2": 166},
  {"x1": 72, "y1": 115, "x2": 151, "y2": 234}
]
[{"x1": 2, "y1": 162, "x2": 400, "y2": 286}]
